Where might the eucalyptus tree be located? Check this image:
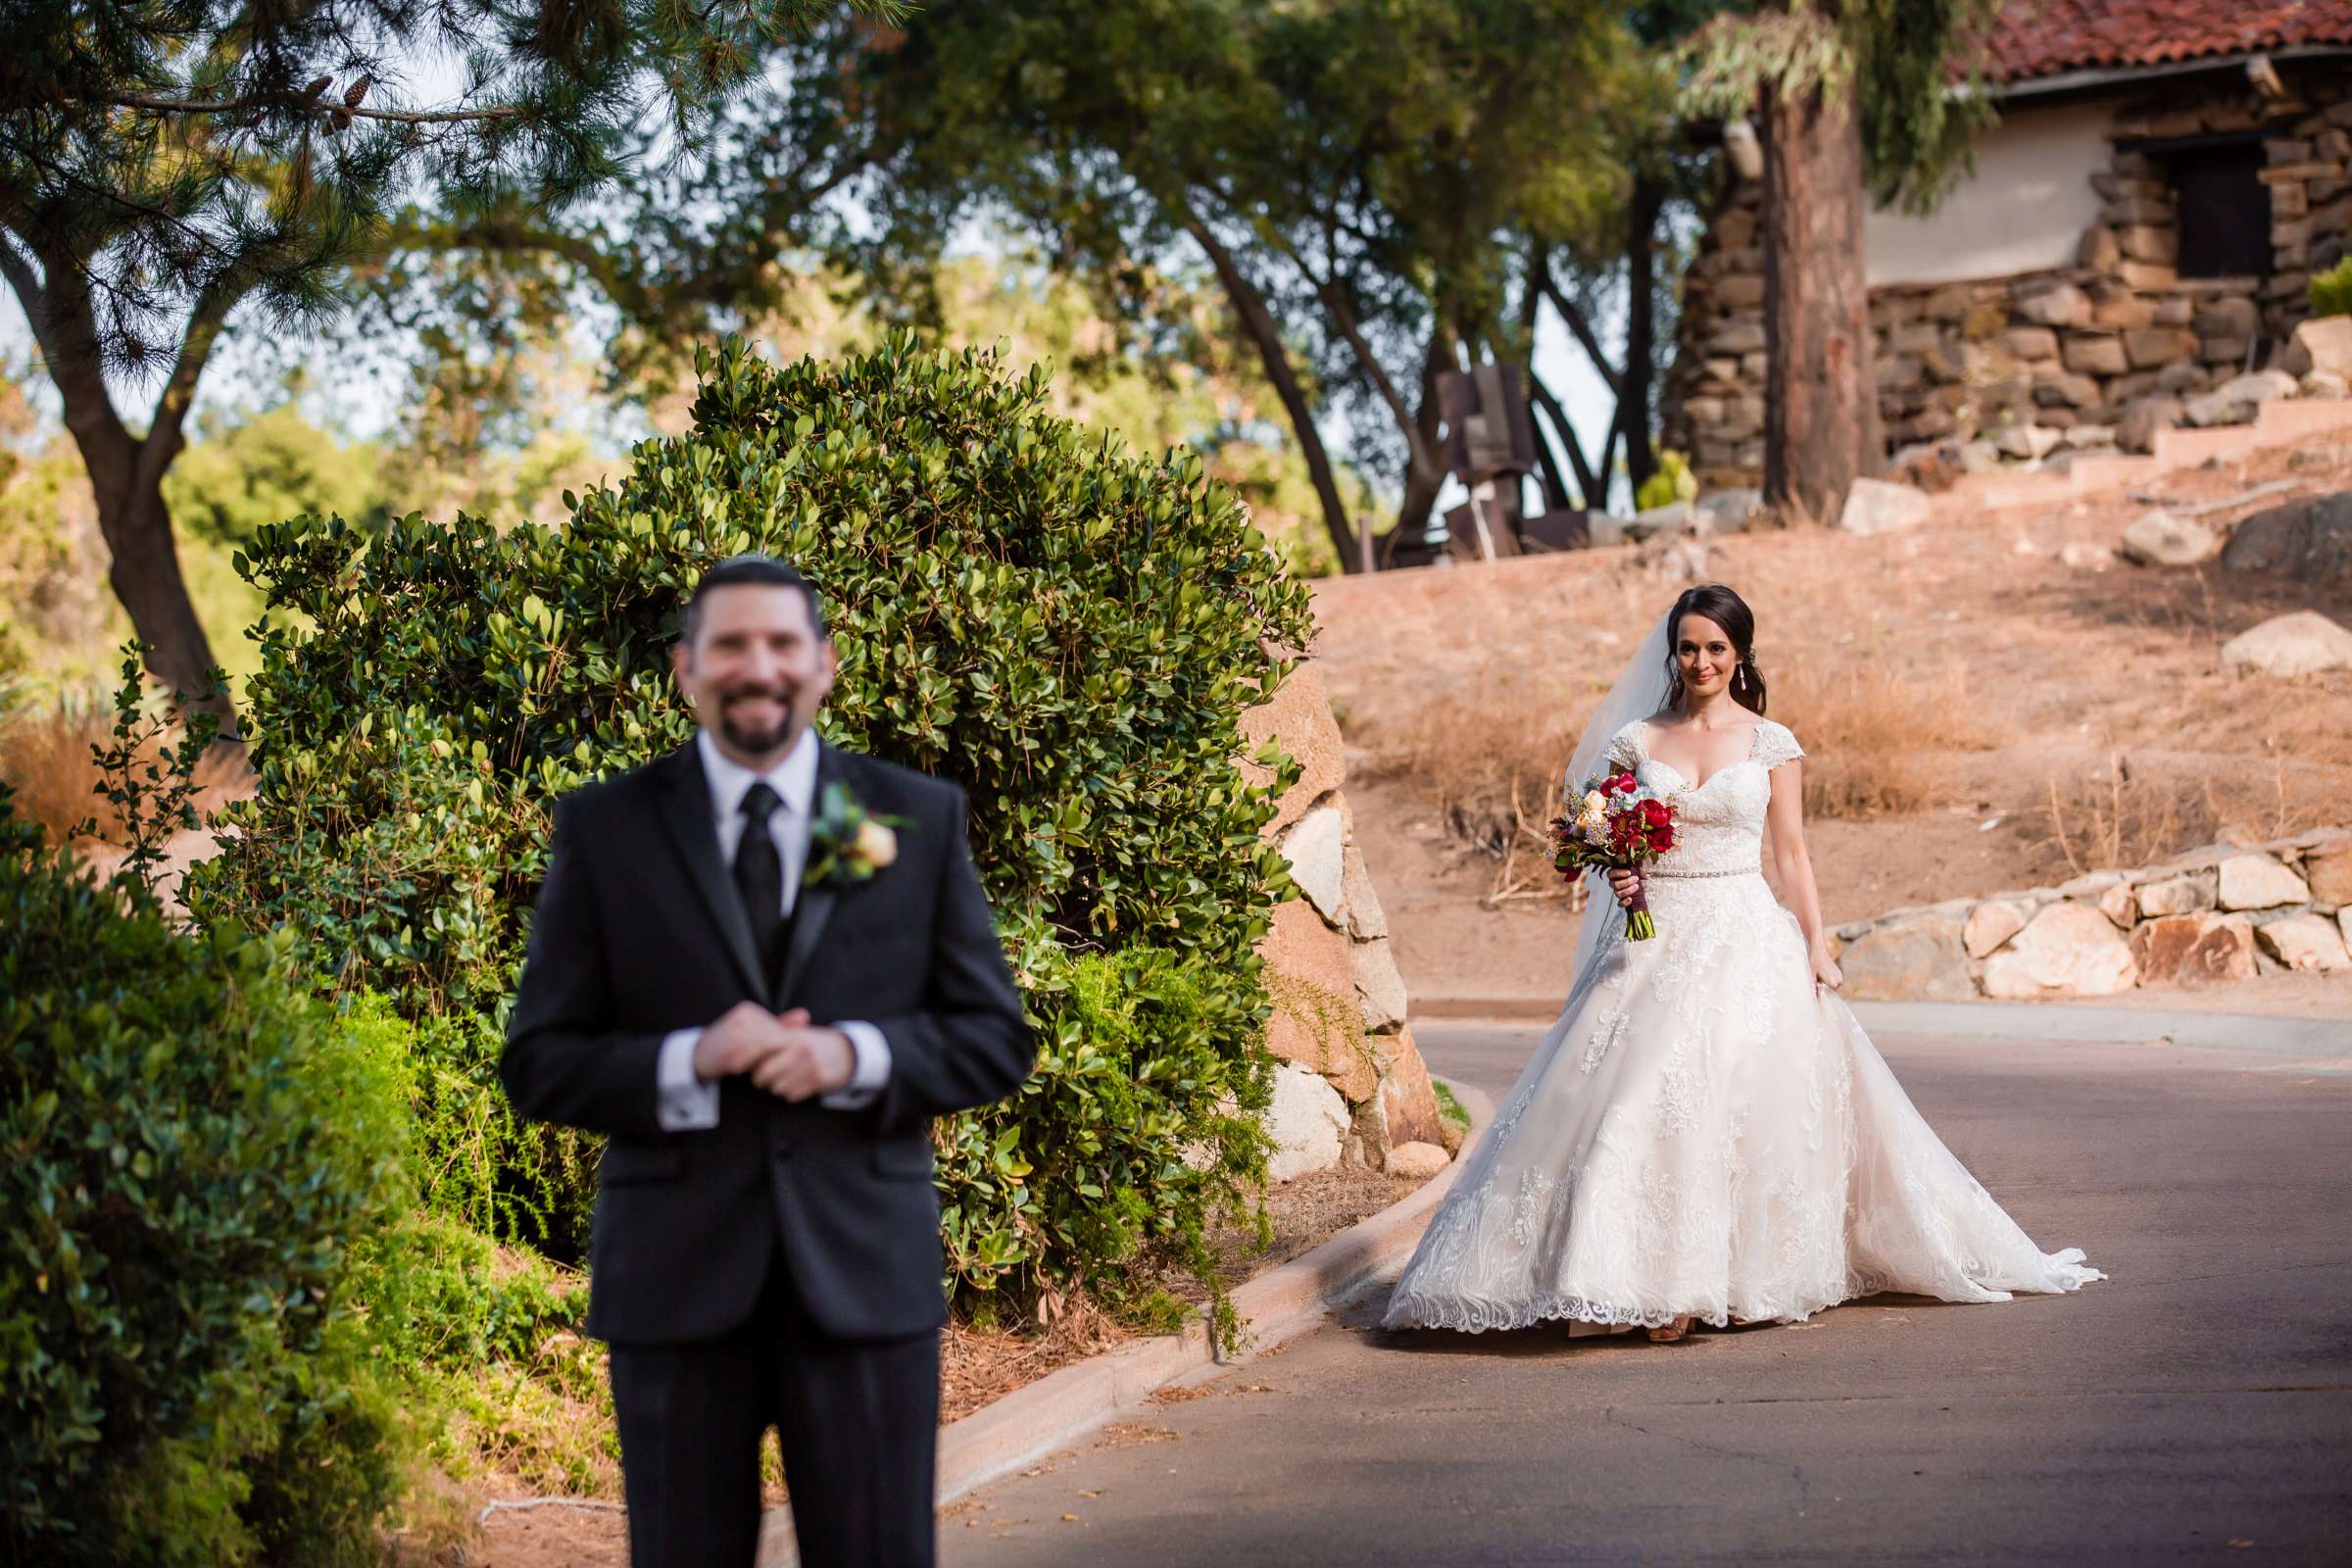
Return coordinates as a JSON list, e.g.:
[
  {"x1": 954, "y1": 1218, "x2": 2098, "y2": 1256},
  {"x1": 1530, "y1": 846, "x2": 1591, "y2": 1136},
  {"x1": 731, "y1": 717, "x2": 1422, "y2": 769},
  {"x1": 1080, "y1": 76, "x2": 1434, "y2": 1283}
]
[{"x1": 0, "y1": 0, "x2": 889, "y2": 727}]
